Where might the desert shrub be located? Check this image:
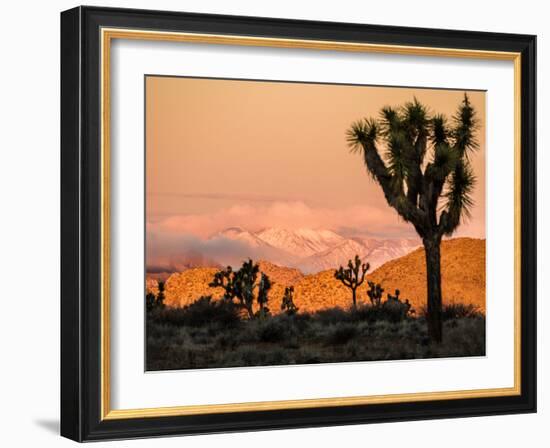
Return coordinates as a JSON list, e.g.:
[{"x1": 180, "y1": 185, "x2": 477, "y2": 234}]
[
  {"x1": 325, "y1": 323, "x2": 358, "y2": 345},
  {"x1": 296, "y1": 349, "x2": 323, "y2": 364},
  {"x1": 146, "y1": 321, "x2": 178, "y2": 340},
  {"x1": 352, "y1": 301, "x2": 411, "y2": 323},
  {"x1": 215, "y1": 332, "x2": 238, "y2": 351},
  {"x1": 222, "y1": 346, "x2": 291, "y2": 367},
  {"x1": 151, "y1": 296, "x2": 241, "y2": 328},
  {"x1": 256, "y1": 319, "x2": 287, "y2": 343},
  {"x1": 352, "y1": 305, "x2": 379, "y2": 322},
  {"x1": 188, "y1": 327, "x2": 212, "y2": 344},
  {"x1": 146, "y1": 294, "x2": 486, "y2": 370},
  {"x1": 312, "y1": 307, "x2": 350, "y2": 325},
  {"x1": 419, "y1": 302, "x2": 483, "y2": 320},
  {"x1": 437, "y1": 317, "x2": 486, "y2": 357},
  {"x1": 370, "y1": 320, "x2": 393, "y2": 337},
  {"x1": 233, "y1": 314, "x2": 299, "y2": 344},
  {"x1": 345, "y1": 340, "x2": 362, "y2": 358},
  {"x1": 398, "y1": 319, "x2": 424, "y2": 339},
  {"x1": 291, "y1": 312, "x2": 312, "y2": 324},
  {"x1": 441, "y1": 303, "x2": 483, "y2": 320},
  {"x1": 381, "y1": 294, "x2": 413, "y2": 322},
  {"x1": 339, "y1": 287, "x2": 414, "y2": 323}
]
